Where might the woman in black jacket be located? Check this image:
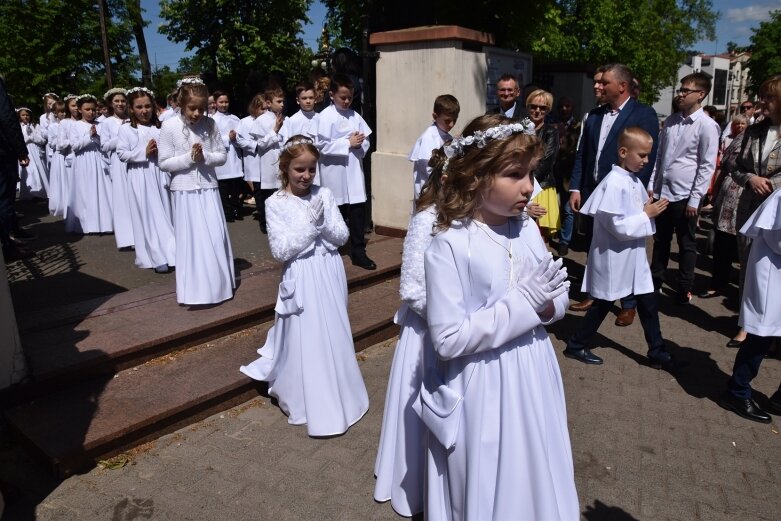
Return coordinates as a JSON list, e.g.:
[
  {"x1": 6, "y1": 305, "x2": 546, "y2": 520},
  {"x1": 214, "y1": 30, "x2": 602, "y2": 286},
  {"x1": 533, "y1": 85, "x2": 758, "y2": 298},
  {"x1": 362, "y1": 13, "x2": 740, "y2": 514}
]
[{"x1": 526, "y1": 89, "x2": 560, "y2": 242}]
